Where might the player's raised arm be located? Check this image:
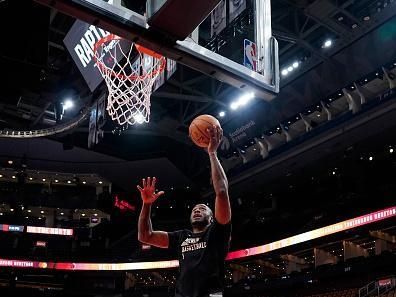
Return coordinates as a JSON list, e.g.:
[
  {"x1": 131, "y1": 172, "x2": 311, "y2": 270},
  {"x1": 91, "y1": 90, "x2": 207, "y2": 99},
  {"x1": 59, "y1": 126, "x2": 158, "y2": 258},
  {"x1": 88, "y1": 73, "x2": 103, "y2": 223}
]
[
  {"x1": 207, "y1": 126, "x2": 231, "y2": 225},
  {"x1": 137, "y1": 177, "x2": 169, "y2": 248}
]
